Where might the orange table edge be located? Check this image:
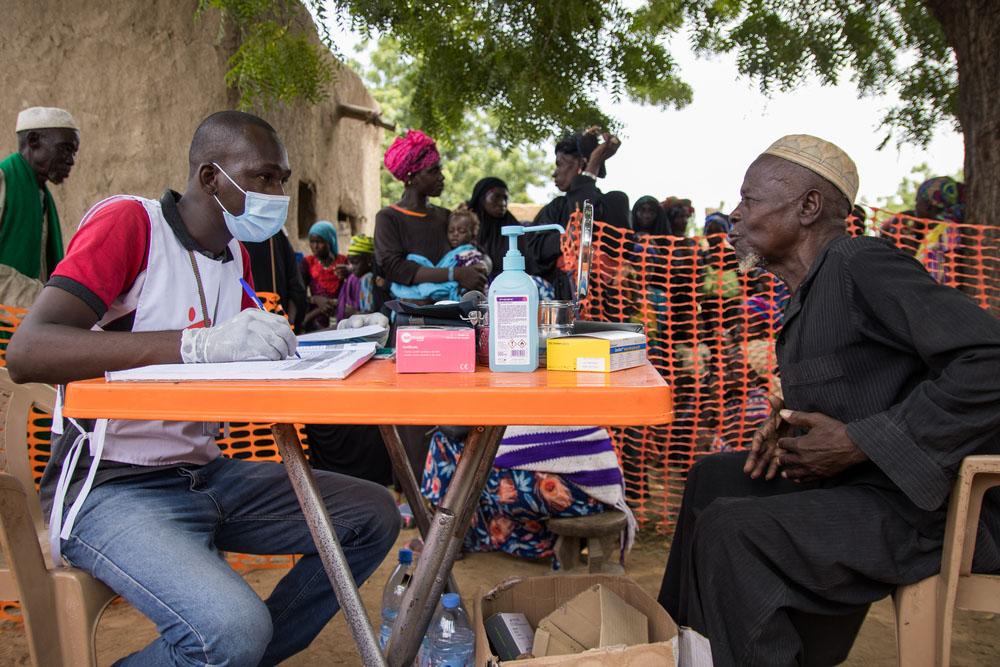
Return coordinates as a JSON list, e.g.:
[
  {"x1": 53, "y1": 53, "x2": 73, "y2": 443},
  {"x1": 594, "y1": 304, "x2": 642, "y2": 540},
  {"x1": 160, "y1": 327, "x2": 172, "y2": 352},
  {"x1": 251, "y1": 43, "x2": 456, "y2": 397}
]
[{"x1": 62, "y1": 359, "x2": 673, "y2": 426}]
